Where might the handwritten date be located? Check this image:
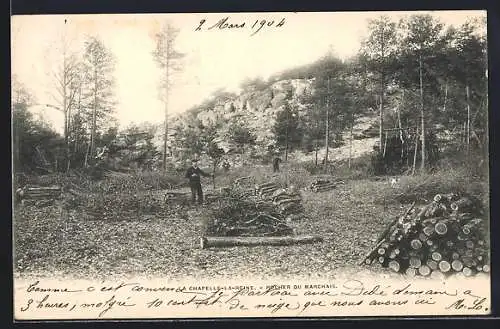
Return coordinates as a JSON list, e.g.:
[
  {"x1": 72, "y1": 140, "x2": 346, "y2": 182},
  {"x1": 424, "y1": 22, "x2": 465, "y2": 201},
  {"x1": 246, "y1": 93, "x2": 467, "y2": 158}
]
[{"x1": 195, "y1": 17, "x2": 286, "y2": 36}]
